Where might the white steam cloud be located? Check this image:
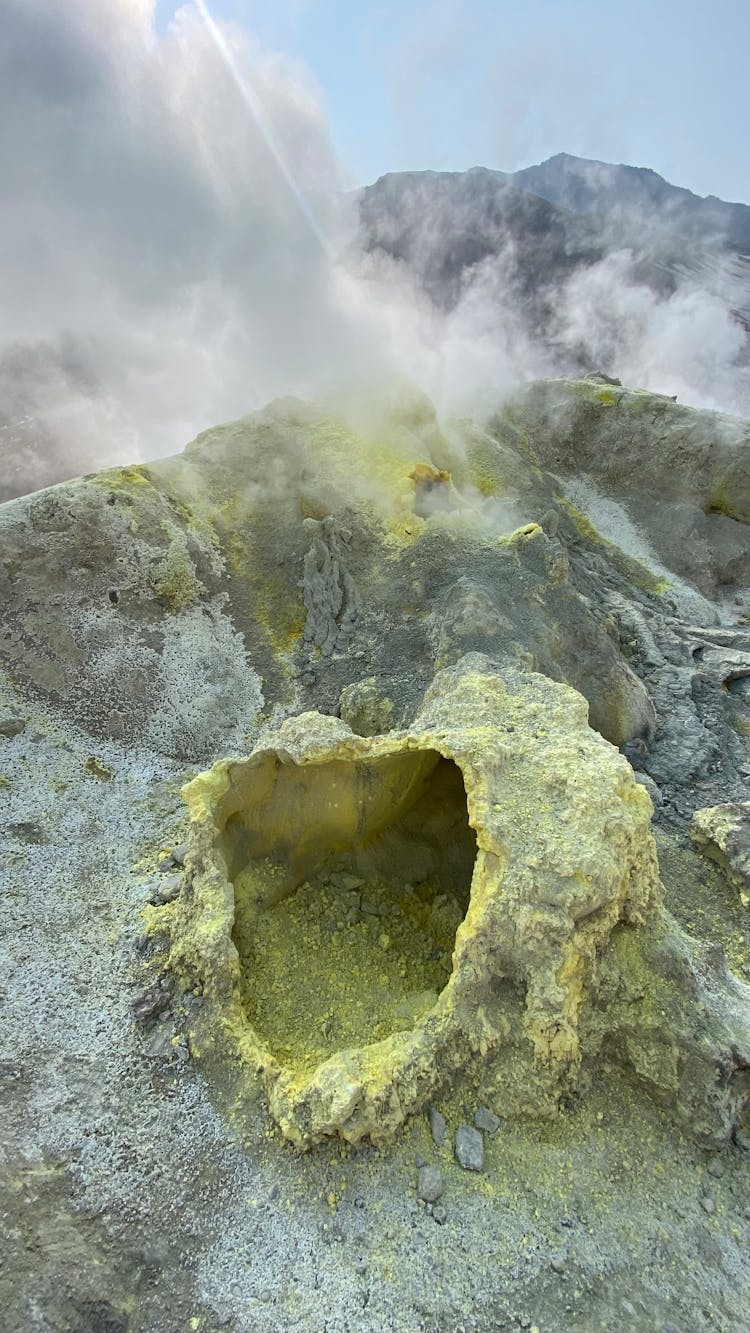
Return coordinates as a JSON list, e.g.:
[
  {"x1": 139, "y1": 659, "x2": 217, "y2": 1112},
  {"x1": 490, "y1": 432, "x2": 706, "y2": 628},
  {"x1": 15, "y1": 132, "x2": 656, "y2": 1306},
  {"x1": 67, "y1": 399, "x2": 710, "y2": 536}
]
[
  {"x1": 1, "y1": 0, "x2": 748, "y2": 501},
  {"x1": 553, "y1": 250, "x2": 750, "y2": 413}
]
